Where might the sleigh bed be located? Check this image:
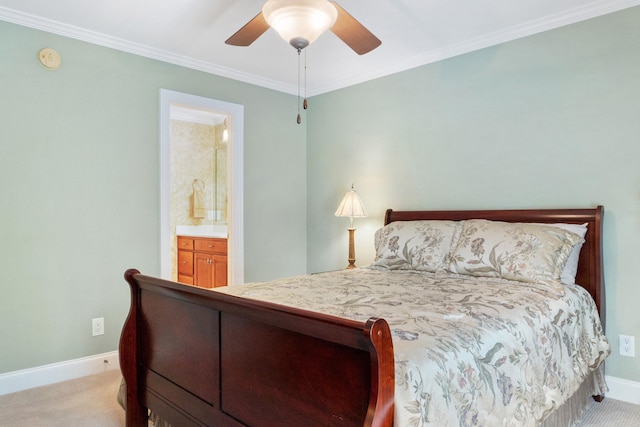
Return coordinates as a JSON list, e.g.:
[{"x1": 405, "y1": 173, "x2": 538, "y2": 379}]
[{"x1": 119, "y1": 206, "x2": 609, "y2": 426}]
